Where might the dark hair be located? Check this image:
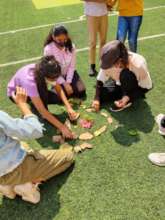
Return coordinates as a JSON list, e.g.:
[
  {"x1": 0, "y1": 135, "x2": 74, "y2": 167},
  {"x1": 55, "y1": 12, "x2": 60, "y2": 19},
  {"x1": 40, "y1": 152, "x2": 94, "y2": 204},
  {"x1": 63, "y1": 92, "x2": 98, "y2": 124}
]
[
  {"x1": 44, "y1": 25, "x2": 73, "y2": 52},
  {"x1": 117, "y1": 41, "x2": 129, "y2": 67},
  {"x1": 34, "y1": 56, "x2": 61, "y2": 108},
  {"x1": 101, "y1": 40, "x2": 129, "y2": 69}
]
